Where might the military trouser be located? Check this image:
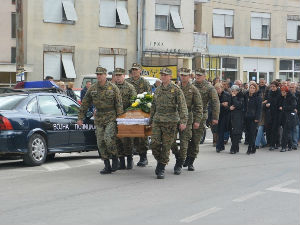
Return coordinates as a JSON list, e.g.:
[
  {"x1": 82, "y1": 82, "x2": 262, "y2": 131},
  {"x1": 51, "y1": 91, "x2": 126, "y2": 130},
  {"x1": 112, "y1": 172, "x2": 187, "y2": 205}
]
[
  {"x1": 95, "y1": 122, "x2": 118, "y2": 160},
  {"x1": 116, "y1": 137, "x2": 132, "y2": 157},
  {"x1": 171, "y1": 123, "x2": 192, "y2": 161},
  {"x1": 133, "y1": 137, "x2": 148, "y2": 155},
  {"x1": 187, "y1": 112, "x2": 208, "y2": 158},
  {"x1": 151, "y1": 122, "x2": 177, "y2": 165}
]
